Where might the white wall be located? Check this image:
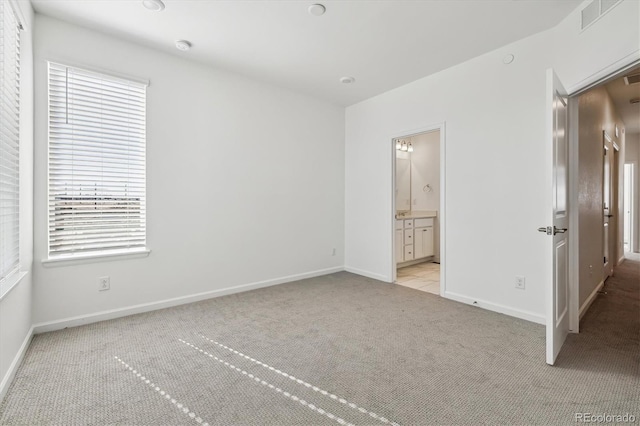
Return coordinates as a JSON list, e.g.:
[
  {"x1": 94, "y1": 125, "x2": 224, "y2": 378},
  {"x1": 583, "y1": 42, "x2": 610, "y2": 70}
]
[
  {"x1": 344, "y1": 0, "x2": 639, "y2": 323},
  {"x1": 576, "y1": 86, "x2": 624, "y2": 309},
  {"x1": 625, "y1": 132, "x2": 640, "y2": 252},
  {"x1": 346, "y1": 30, "x2": 553, "y2": 322},
  {"x1": 410, "y1": 131, "x2": 440, "y2": 260},
  {"x1": 31, "y1": 15, "x2": 345, "y2": 326},
  {"x1": 552, "y1": 0, "x2": 640, "y2": 94},
  {"x1": 0, "y1": 0, "x2": 34, "y2": 401}
]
